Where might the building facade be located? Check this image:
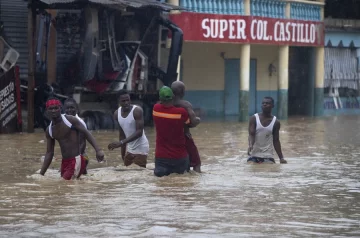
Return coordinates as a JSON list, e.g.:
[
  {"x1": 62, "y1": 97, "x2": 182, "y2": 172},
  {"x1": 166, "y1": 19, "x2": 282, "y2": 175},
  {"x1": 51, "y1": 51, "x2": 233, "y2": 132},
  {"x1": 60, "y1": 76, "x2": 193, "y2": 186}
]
[
  {"x1": 165, "y1": 0, "x2": 325, "y2": 121},
  {"x1": 323, "y1": 18, "x2": 360, "y2": 116}
]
